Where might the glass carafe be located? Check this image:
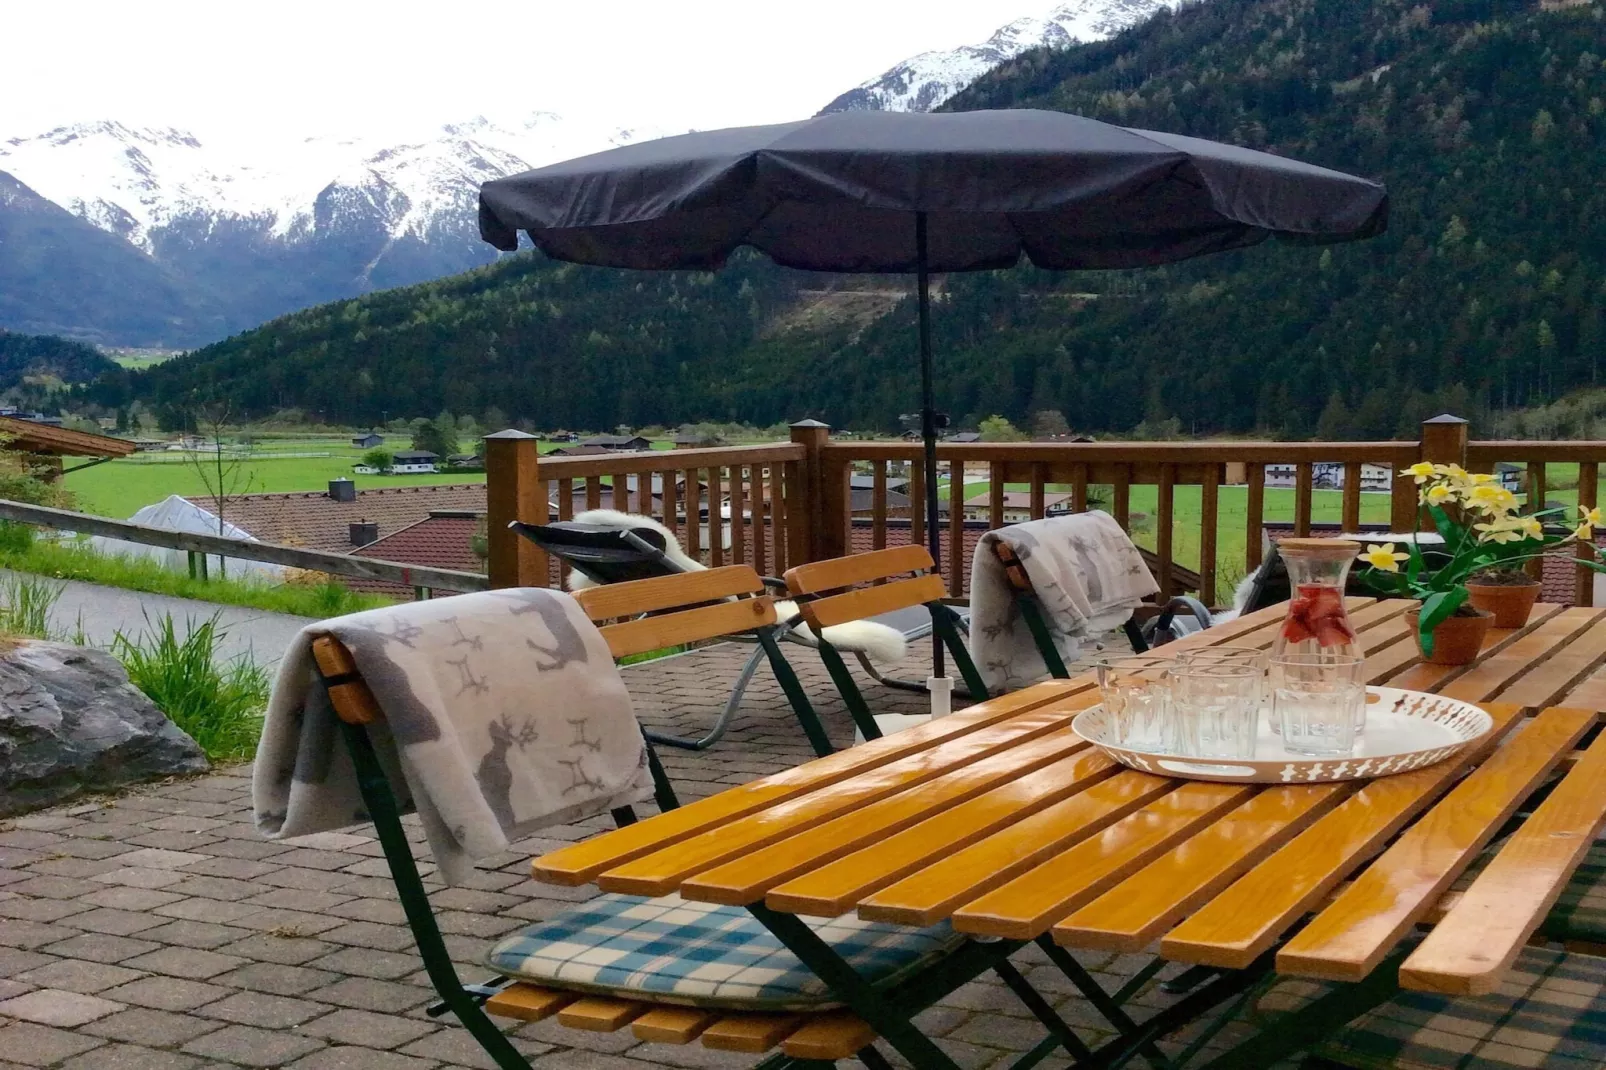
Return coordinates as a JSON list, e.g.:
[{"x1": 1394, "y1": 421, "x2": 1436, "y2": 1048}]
[
  {"x1": 1271, "y1": 539, "x2": 1362, "y2": 659},
  {"x1": 1270, "y1": 539, "x2": 1364, "y2": 734}
]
